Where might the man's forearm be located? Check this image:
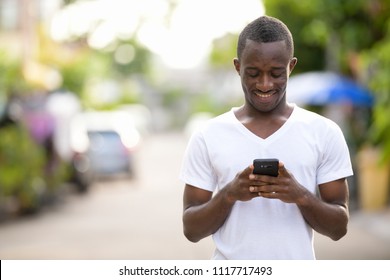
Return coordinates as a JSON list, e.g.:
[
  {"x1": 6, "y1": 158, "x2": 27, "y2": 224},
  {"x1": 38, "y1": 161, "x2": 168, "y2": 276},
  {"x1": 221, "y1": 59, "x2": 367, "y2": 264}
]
[
  {"x1": 297, "y1": 191, "x2": 349, "y2": 241},
  {"x1": 183, "y1": 187, "x2": 235, "y2": 243}
]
